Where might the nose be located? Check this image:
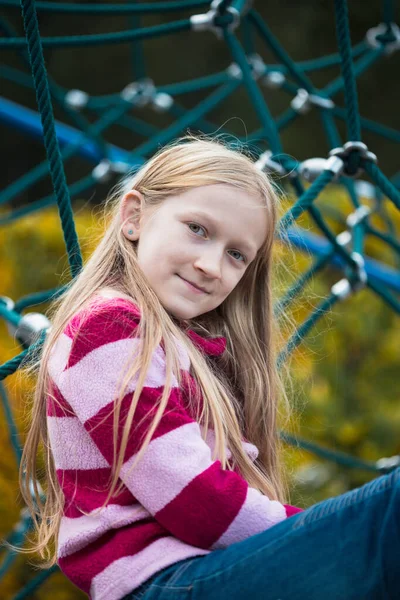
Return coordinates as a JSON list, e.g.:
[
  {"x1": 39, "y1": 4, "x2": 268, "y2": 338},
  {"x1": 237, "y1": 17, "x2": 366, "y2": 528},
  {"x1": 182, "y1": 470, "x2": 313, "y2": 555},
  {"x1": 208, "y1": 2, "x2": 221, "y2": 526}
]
[{"x1": 193, "y1": 249, "x2": 223, "y2": 280}]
